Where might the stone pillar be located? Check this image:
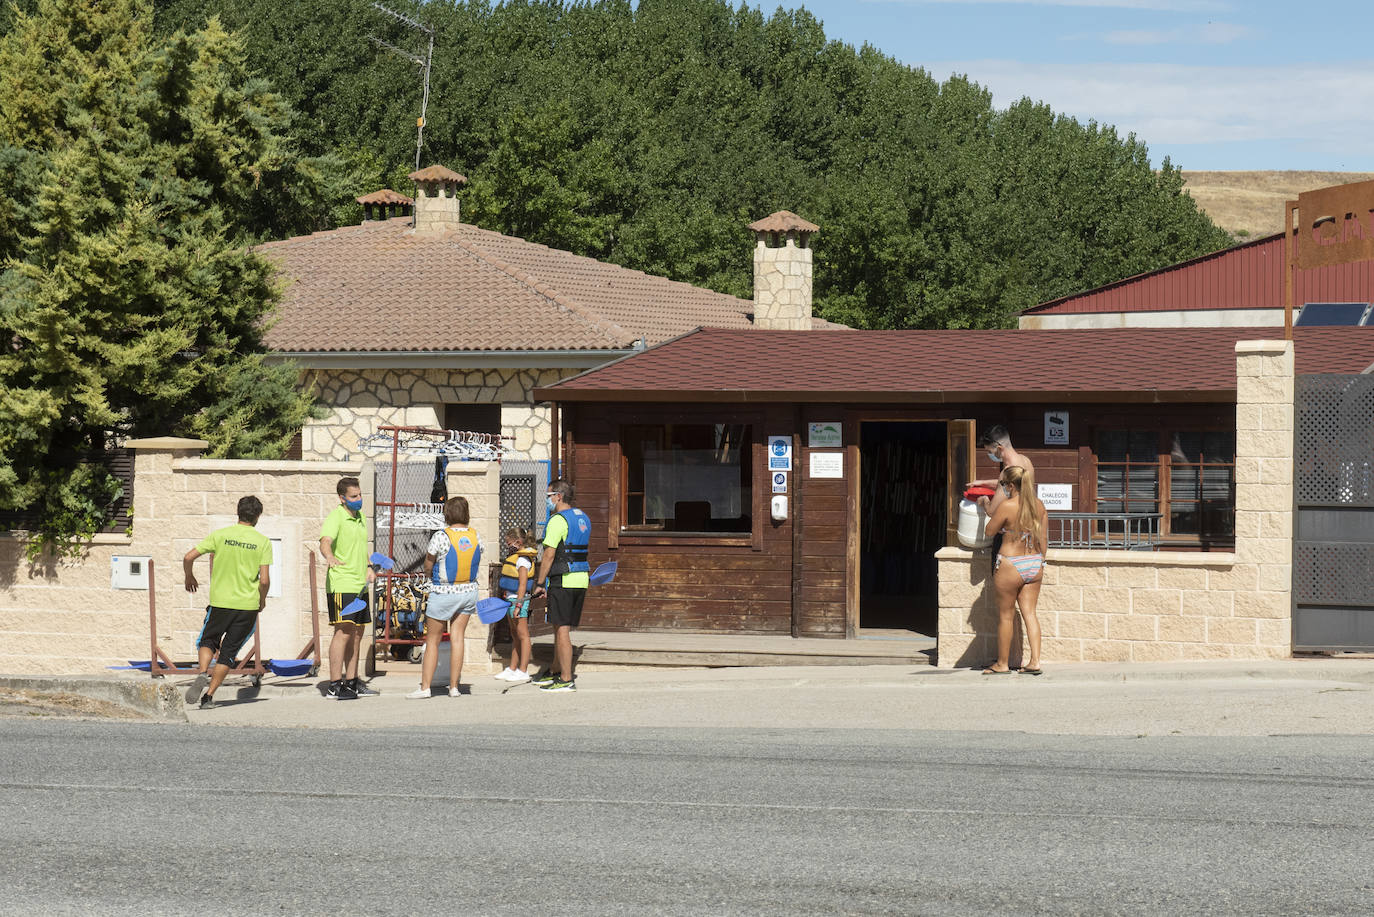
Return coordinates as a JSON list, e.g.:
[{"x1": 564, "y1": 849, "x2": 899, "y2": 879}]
[
  {"x1": 749, "y1": 211, "x2": 818, "y2": 330},
  {"x1": 1231, "y1": 339, "x2": 1295, "y2": 651}
]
